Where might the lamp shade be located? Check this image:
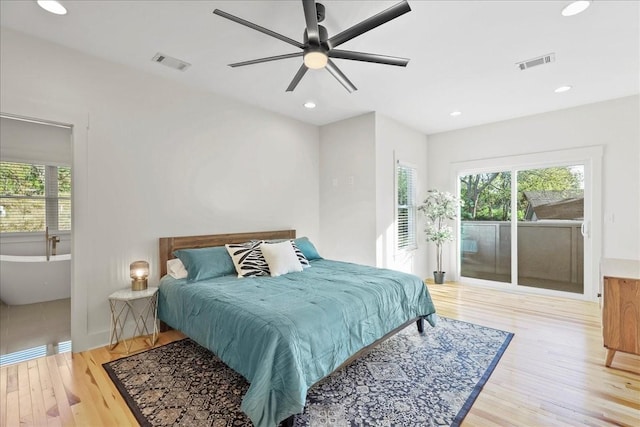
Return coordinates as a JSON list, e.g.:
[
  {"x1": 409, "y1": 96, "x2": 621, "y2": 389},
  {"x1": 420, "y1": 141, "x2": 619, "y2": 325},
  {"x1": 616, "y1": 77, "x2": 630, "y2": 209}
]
[{"x1": 130, "y1": 260, "x2": 149, "y2": 291}]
